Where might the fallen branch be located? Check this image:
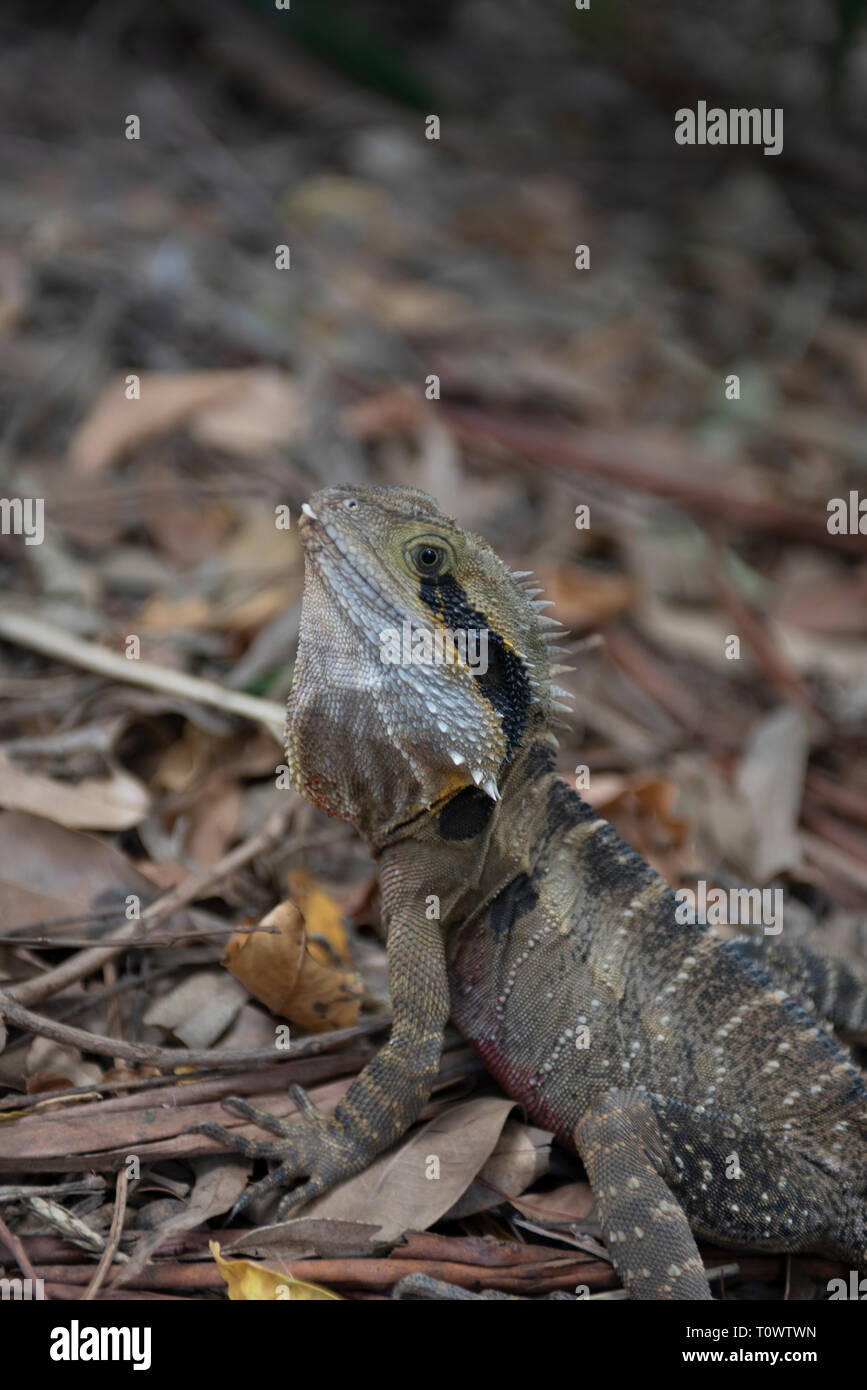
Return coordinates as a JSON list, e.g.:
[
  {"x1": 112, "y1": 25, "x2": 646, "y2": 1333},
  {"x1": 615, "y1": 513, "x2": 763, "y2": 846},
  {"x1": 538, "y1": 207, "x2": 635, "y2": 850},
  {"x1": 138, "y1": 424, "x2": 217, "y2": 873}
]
[
  {"x1": 0, "y1": 994, "x2": 389, "y2": 1070},
  {"x1": 0, "y1": 608, "x2": 286, "y2": 739}
]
